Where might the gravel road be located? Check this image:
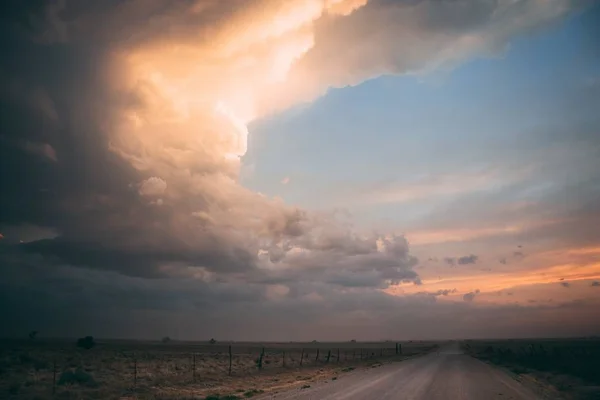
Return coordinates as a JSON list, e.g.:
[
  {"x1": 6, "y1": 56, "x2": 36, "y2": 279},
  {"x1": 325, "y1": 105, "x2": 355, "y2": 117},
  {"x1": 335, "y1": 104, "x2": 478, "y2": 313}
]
[{"x1": 259, "y1": 343, "x2": 544, "y2": 400}]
